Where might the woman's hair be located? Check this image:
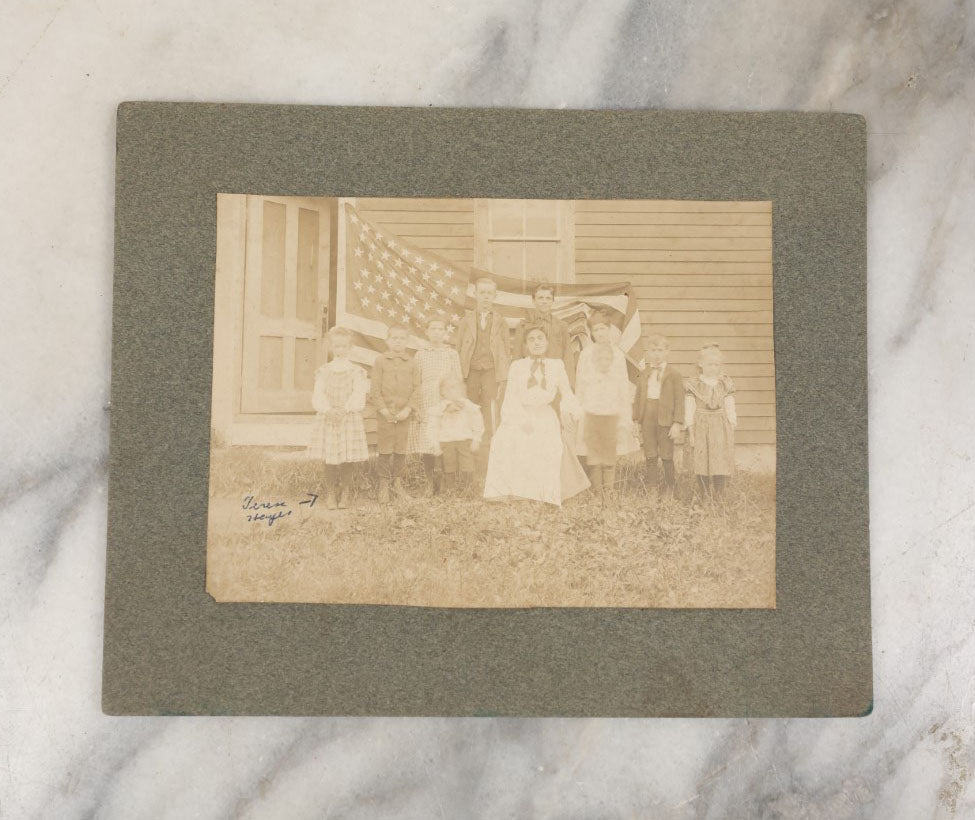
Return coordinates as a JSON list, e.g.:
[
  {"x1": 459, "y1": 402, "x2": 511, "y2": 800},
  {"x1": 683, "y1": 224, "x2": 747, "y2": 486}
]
[
  {"x1": 425, "y1": 316, "x2": 447, "y2": 330},
  {"x1": 523, "y1": 323, "x2": 550, "y2": 341},
  {"x1": 386, "y1": 323, "x2": 410, "y2": 336},
  {"x1": 531, "y1": 281, "x2": 556, "y2": 299}
]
